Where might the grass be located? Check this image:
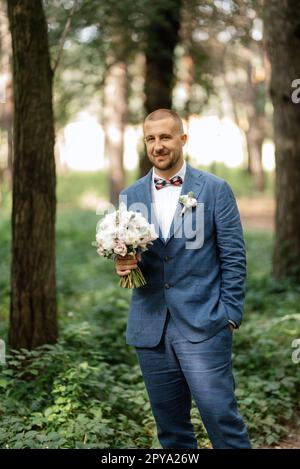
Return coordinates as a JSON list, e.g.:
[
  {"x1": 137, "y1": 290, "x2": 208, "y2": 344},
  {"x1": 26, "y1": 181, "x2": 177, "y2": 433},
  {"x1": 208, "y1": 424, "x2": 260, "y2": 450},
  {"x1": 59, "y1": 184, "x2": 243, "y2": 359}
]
[
  {"x1": 56, "y1": 168, "x2": 139, "y2": 206},
  {"x1": 0, "y1": 169, "x2": 299, "y2": 448}
]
